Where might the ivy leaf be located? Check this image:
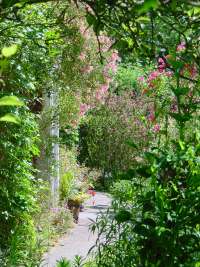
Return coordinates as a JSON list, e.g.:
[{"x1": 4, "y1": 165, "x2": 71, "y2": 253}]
[
  {"x1": 2, "y1": 44, "x2": 18, "y2": 58},
  {"x1": 0, "y1": 96, "x2": 24, "y2": 106},
  {"x1": 0, "y1": 113, "x2": 20, "y2": 124}
]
